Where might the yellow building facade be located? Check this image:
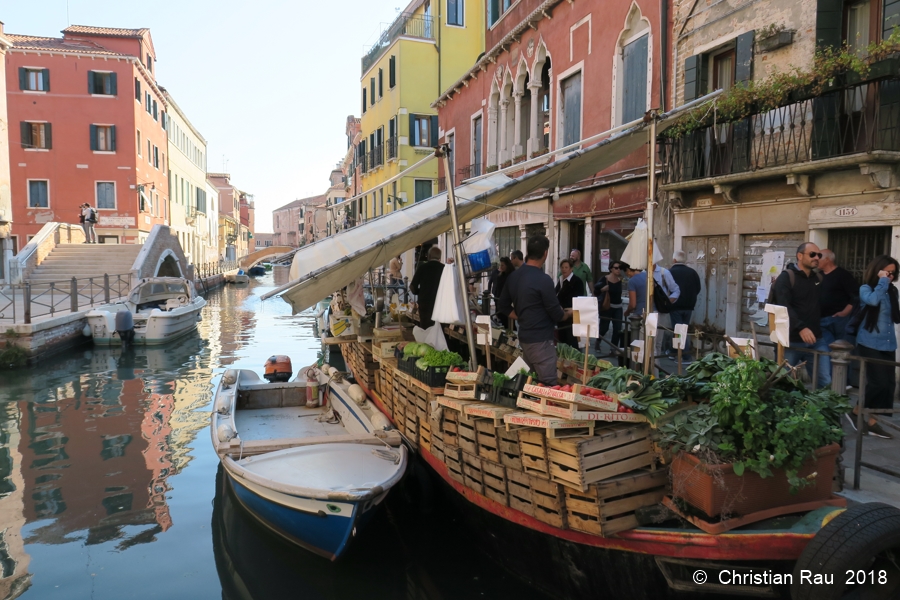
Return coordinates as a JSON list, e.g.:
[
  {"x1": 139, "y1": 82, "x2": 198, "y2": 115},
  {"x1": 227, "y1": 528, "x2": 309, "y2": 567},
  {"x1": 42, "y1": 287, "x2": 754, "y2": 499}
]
[{"x1": 357, "y1": 0, "x2": 484, "y2": 221}]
